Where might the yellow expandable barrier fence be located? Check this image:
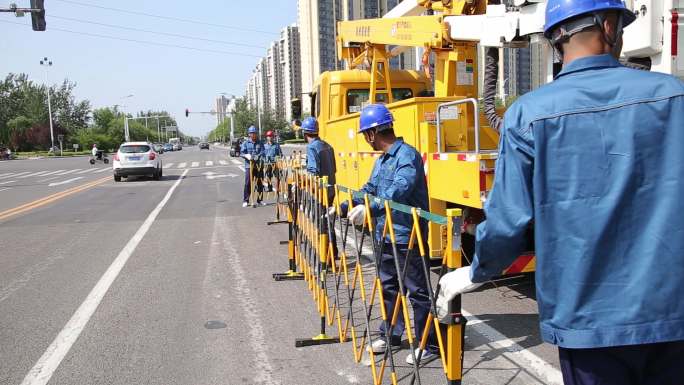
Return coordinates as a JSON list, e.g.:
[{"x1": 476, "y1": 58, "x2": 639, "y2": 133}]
[{"x1": 268, "y1": 158, "x2": 468, "y2": 385}]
